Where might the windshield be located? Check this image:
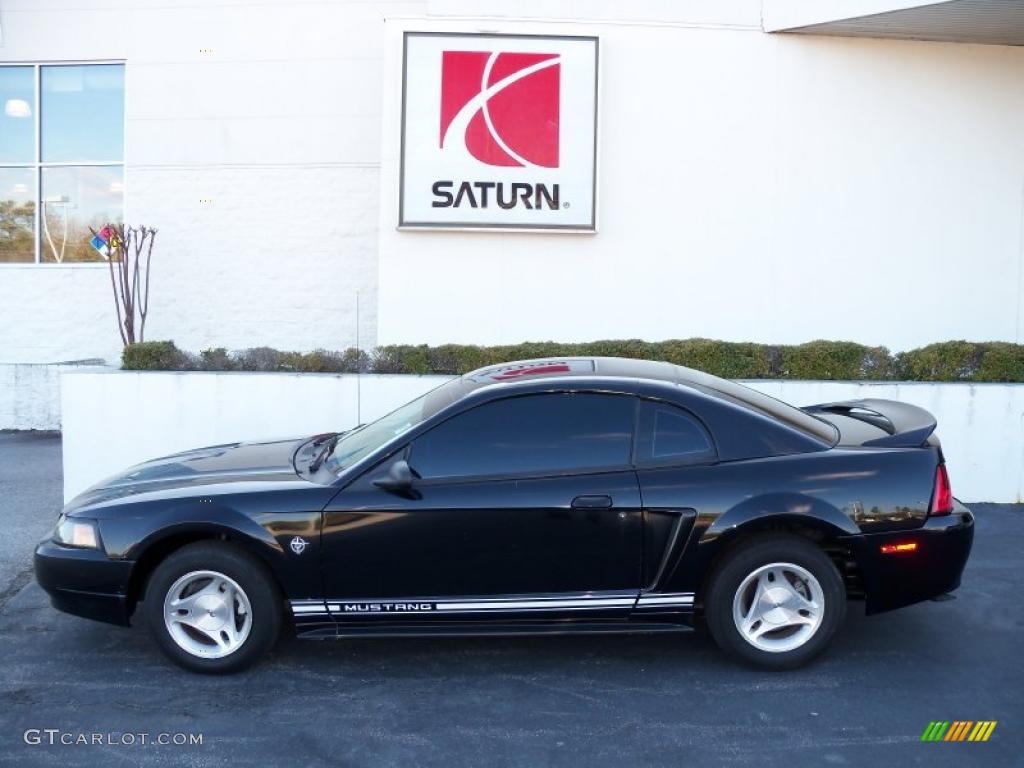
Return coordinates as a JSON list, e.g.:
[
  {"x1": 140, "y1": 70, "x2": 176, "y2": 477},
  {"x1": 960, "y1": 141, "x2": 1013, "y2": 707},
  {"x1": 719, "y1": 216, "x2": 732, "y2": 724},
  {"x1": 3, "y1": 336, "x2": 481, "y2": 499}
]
[{"x1": 324, "y1": 379, "x2": 463, "y2": 473}]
